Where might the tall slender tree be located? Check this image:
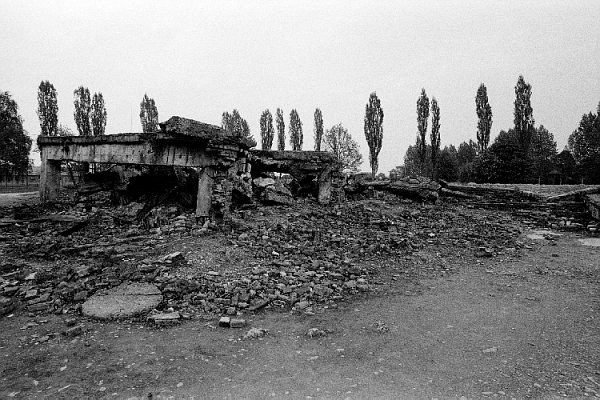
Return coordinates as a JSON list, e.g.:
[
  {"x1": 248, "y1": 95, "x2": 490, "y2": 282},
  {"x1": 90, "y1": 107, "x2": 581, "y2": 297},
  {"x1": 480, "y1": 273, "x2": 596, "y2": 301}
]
[
  {"x1": 140, "y1": 94, "x2": 159, "y2": 133},
  {"x1": 430, "y1": 97, "x2": 441, "y2": 179},
  {"x1": 276, "y1": 108, "x2": 285, "y2": 150},
  {"x1": 73, "y1": 86, "x2": 92, "y2": 136},
  {"x1": 475, "y1": 83, "x2": 493, "y2": 152},
  {"x1": 259, "y1": 109, "x2": 274, "y2": 150},
  {"x1": 37, "y1": 81, "x2": 58, "y2": 136},
  {"x1": 289, "y1": 109, "x2": 303, "y2": 150},
  {"x1": 313, "y1": 108, "x2": 324, "y2": 151},
  {"x1": 364, "y1": 92, "x2": 384, "y2": 178},
  {"x1": 222, "y1": 109, "x2": 250, "y2": 137},
  {"x1": 416, "y1": 88, "x2": 430, "y2": 168},
  {"x1": 91, "y1": 92, "x2": 107, "y2": 136},
  {"x1": 514, "y1": 75, "x2": 535, "y2": 152}
]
